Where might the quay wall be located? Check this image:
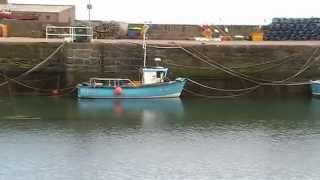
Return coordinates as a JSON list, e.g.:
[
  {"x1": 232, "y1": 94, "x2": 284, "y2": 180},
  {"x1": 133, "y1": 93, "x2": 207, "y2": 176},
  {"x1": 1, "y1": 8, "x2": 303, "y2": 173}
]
[{"x1": 0, "y1": 41, "x2": 320, "y2": 96}]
